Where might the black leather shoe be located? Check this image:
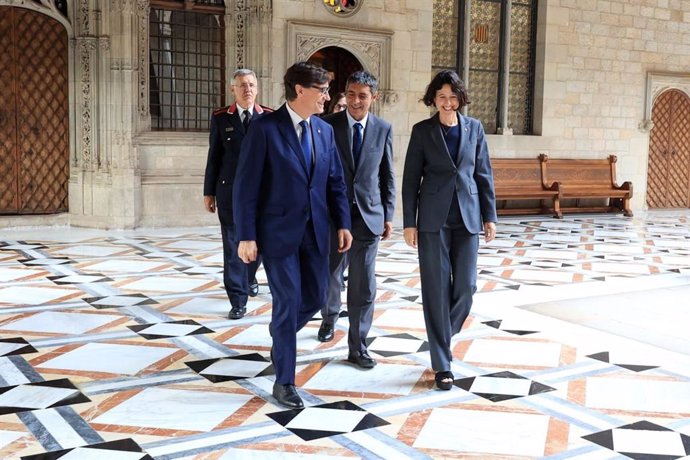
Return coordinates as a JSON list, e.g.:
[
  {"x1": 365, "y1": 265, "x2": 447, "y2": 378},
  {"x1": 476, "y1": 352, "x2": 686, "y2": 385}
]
[
  {"x1": 249, "y1": 278, "x2": 259, "y2": 297},
  {"x1": 228, "y1": 305, "x2": 246, "y2": 320},
  {"x1": 347, "y1": 351, "x2": 377, "y2": 369},
  {"x1": 272, "y1": 383, "x2": 303, "y2": 409},
  {"x1": 317, "y1": 321, "x2": 334, "y2": 342}
]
